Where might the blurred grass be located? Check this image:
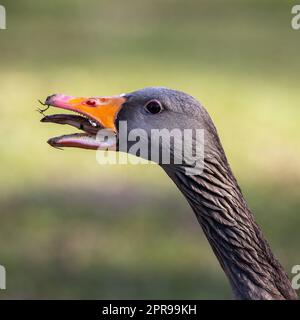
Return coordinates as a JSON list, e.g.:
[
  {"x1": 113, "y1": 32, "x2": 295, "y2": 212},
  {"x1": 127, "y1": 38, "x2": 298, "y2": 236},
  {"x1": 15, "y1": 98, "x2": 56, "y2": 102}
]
[{"x1": 0, "y1": 0, "x2": 300, "y2": 298}]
